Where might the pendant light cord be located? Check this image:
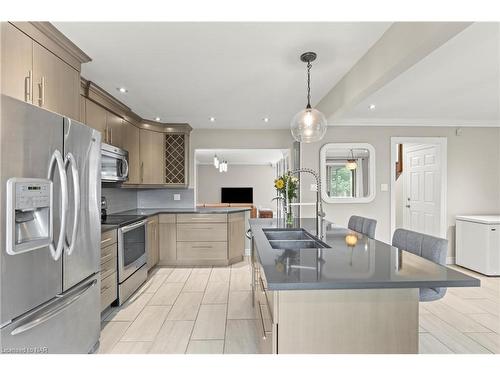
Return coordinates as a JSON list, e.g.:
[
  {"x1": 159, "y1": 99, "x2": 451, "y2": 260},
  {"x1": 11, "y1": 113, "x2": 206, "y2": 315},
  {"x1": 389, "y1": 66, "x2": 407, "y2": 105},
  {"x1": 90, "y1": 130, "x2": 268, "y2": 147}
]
[{"x1": 306, "y1": 61, "x2": 312, "y2": 109}]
